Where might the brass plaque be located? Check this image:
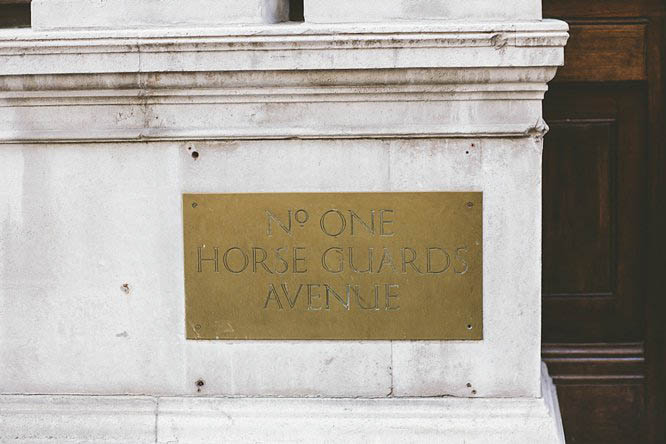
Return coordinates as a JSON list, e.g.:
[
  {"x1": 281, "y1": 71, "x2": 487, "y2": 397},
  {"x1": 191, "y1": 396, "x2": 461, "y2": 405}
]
[{"x1": 183, "y1": 192, "x2": 482, "y2": 340}]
